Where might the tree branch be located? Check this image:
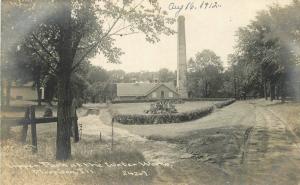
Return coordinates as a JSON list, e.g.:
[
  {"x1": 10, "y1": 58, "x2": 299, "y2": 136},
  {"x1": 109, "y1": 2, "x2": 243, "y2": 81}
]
[
  {"x1": 26, "y1": 42, "x2": 58, "y2": 75},
  {"x1": 71, "y1": 0, "x2": 146, "y2": 72},
  {"x1": 110, "y1": 31, "x2": 139, "y2": 37},
  {"x1": 71, "y1": 5, "x2": 126, "y2": 71},
  {"x1": 72, "y1": 31, "x2": 85, "y2": 60},
  {"x1": 71, "y1": 11, "x2": 89, "y2": 60},
  {"x1": 131, "y1": 0, "x2": 146, "y2": 12},
  {"x1": 109, "y1": 24, "x2": 135, "y2": 36},
  {"x1": 31, "y1": 34, "x2": 59, "y2": 63}
]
